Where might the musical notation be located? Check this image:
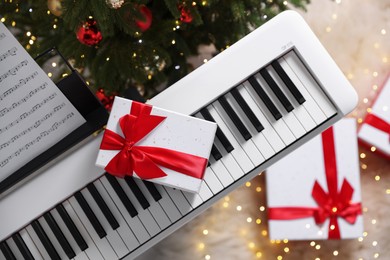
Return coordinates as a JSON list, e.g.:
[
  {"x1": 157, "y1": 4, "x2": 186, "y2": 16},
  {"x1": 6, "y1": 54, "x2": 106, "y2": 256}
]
[
  {"x1": 0, "y1": 102, "x2": 65, "y2": 151},
  {"x1": 0, "y1": 83, "x2": 49, "y2": 118},
  {"x1": 0, "y1": 21, "x2": 86, "y2": 181},
  {"x1": 0, "y1": 72, "x2": 39, "y2": 101},
  {"x1": 0, "y1": 59, "x2": 28, "y2": 83},
  {"x1": 0, "y1": 112, "x2": 76, "y2": 168},
  {"x1": 0, "y1": 47, "x2": 17, "y2": 62},
  {"x1": 0, "y1": 88, "x2": 56, "y2": 134}
]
